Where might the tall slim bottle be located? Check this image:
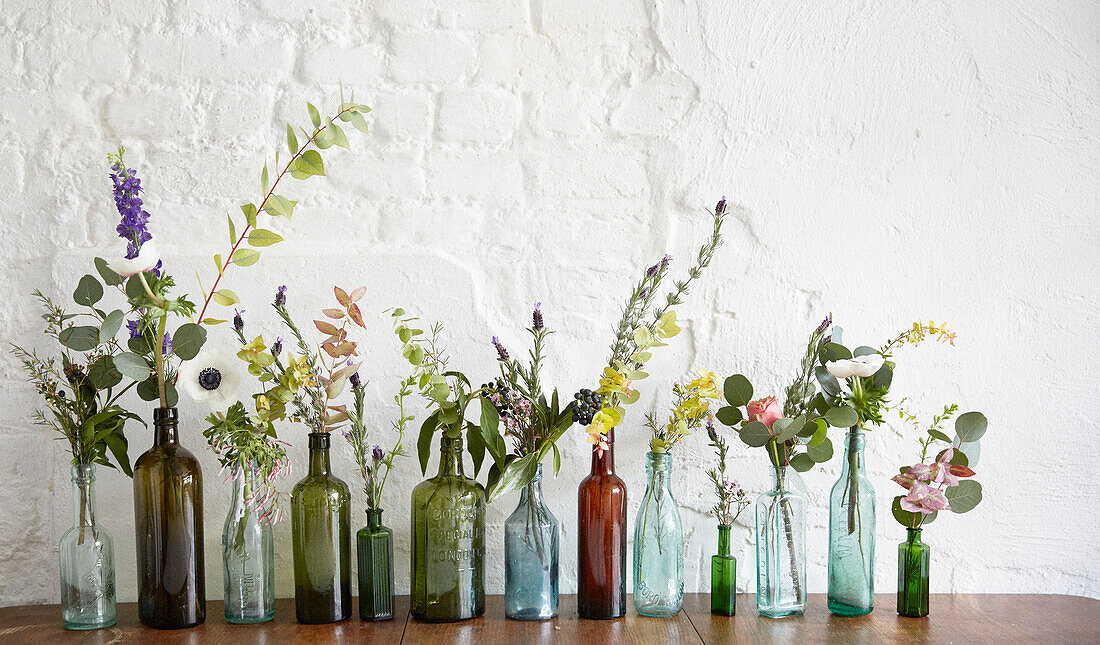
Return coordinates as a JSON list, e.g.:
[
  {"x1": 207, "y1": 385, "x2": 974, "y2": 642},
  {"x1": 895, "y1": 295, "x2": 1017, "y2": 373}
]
[
  {"x1": 133, "y1": 407, "x2": 205, "y2": 629},
  {"x1": 411, "y1": 434, "x2": 486, "y2": 622},
  {"x1": 827, "y1": 428, "x2": 875, "y2": 616},
  {"x1": 222, "y1": 468, "x2": 275, "y2": 624},
  {"x1": 60, "y1": 464, "x2": 116, "y2": 630},
  {"x1": 577, "y1": 428, "x2": 627, "y2": 620},
  {"x1": 291, "y1": 432, "x2": 352, "y2": 623},
  {"x1": 633, "y1": 451, "x2": 684, "y2": 617}
]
